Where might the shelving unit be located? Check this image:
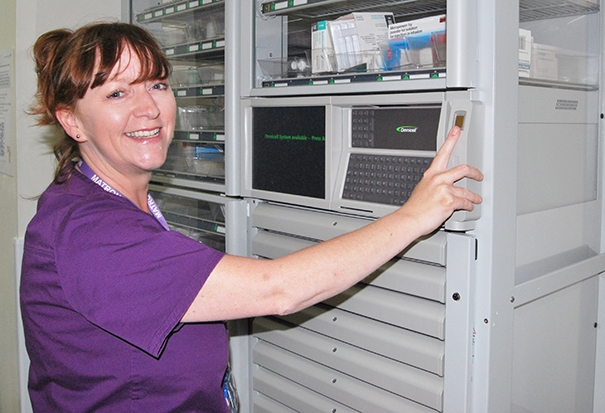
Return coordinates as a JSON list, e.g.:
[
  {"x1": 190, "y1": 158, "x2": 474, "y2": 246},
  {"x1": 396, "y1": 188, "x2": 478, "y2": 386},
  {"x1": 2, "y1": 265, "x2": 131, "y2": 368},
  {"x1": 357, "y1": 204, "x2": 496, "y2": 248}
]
[
  {"x1": 129, "y1": 0, "x2": 604, "y2": 411},
  {"x1": 239, "y1": 0, "x2": 605, "y2": 412},
  {"x1": 251, "y1": 0, "x2": 600, "y2": 91},
  {"x1": 136, "y1": 0, "x2": 227, "y2": 193}
]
